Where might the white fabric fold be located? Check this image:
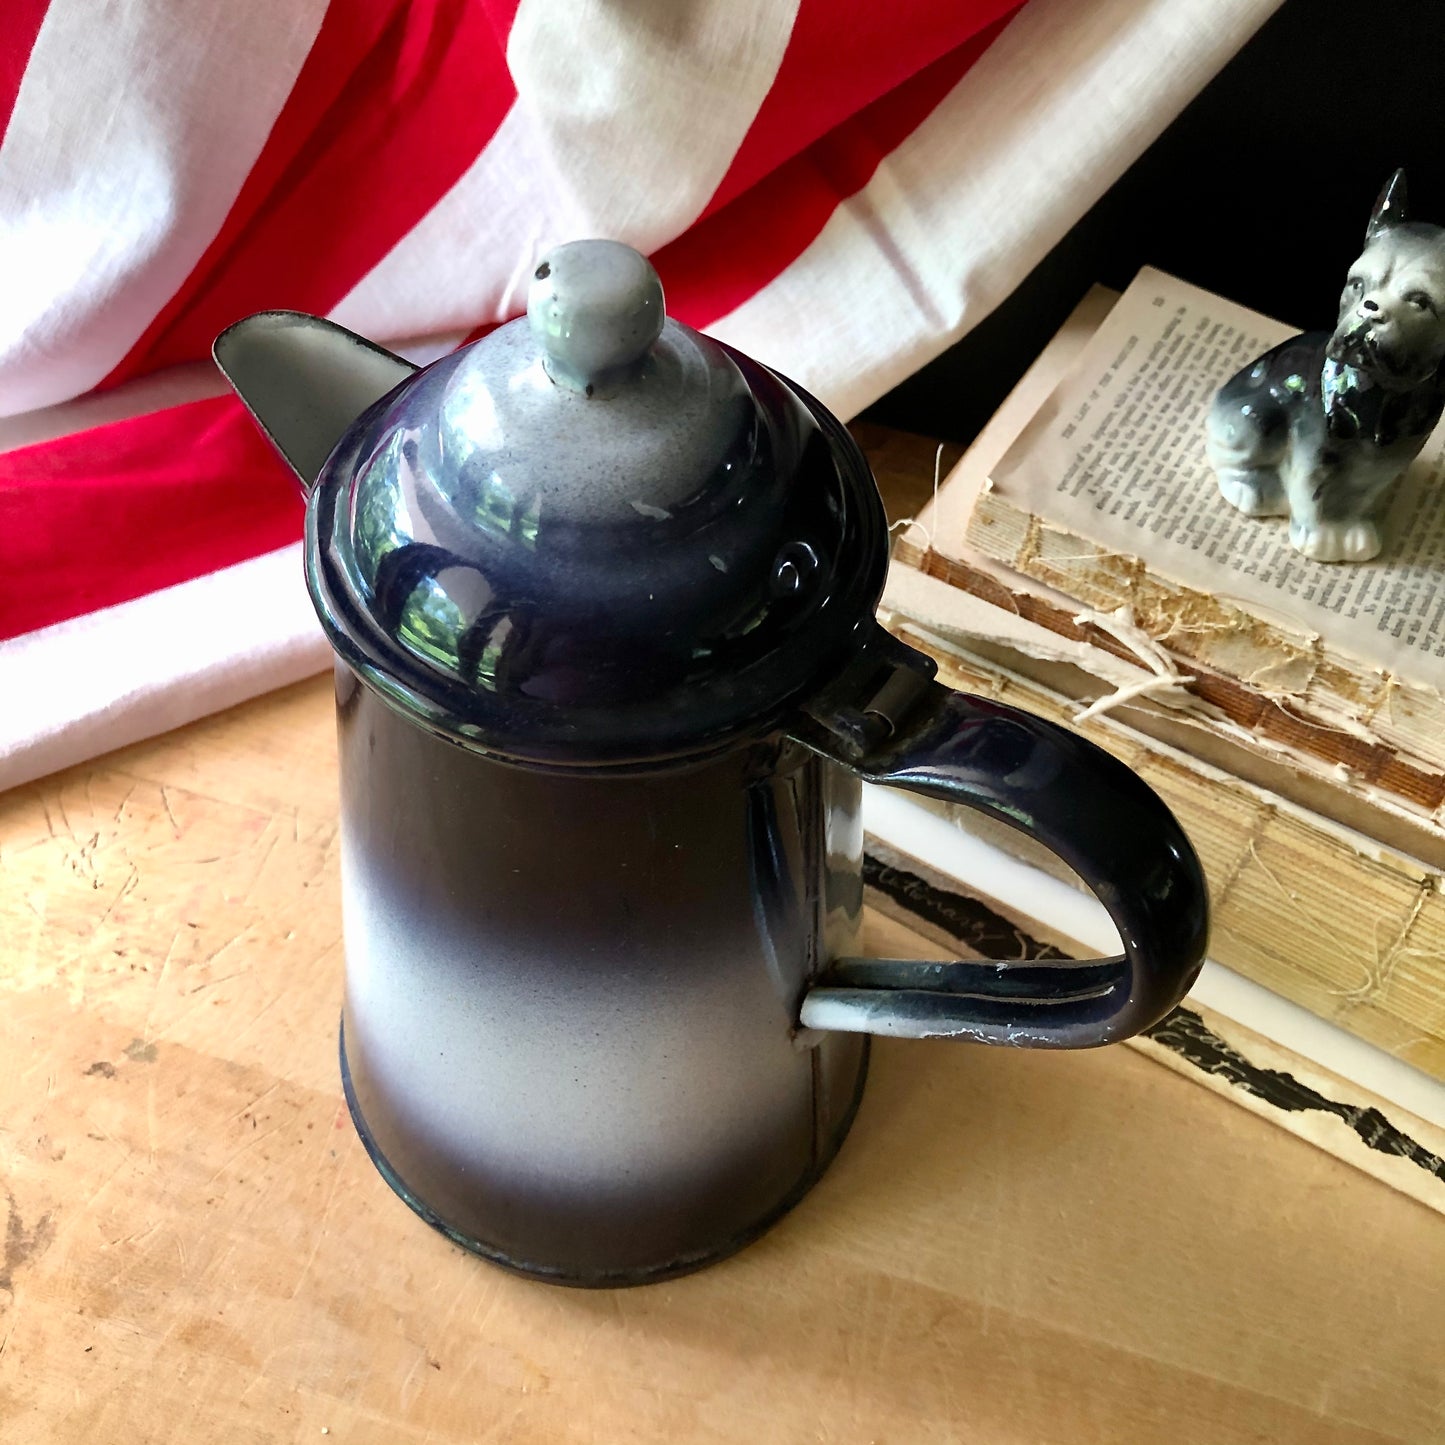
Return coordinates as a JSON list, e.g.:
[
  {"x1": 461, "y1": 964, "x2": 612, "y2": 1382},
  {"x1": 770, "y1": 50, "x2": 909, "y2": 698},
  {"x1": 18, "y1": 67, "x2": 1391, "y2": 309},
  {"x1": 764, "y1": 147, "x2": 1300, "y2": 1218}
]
[
  {"x1": 0, "y1": 545, "x2": 328, "y2": 793},
  {"x1": 709, "y1": 0, "x2": 1278, "y2": 419},
  {"x1": 0, "y1": 0, "x2": 329, "y2": 416}
]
